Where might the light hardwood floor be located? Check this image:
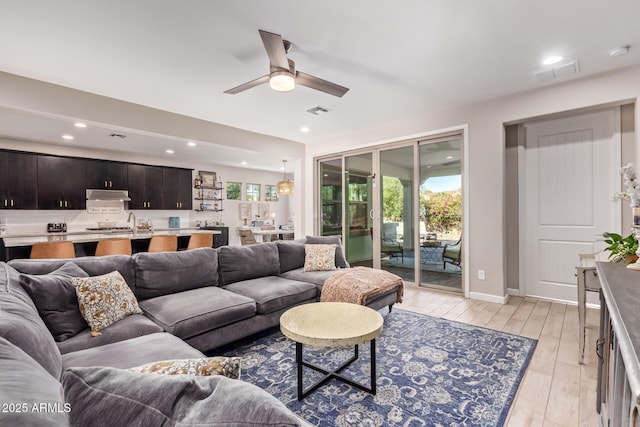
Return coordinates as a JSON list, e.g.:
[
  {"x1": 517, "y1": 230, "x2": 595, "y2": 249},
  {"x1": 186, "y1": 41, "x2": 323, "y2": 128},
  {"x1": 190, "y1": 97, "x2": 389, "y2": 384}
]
[{"x1": 397, "y1": 285, "x2": 600, "y2": 427}]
